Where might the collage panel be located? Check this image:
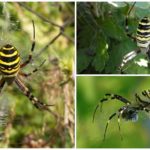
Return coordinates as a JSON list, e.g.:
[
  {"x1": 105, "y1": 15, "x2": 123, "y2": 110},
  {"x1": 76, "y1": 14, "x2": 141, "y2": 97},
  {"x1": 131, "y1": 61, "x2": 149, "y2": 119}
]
[
  {"x1": 77, "y1": 76, "x2": 150, "y2": 148},
  {"x1": 77, "y1": 2, "x2": 150, "y2": 74},
  {"x1": 2, "y1": 0, "x2": 150, "y2": 149},
  {"x1": 0, "y1": 2, "x2": 74, "y2": 148}
]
